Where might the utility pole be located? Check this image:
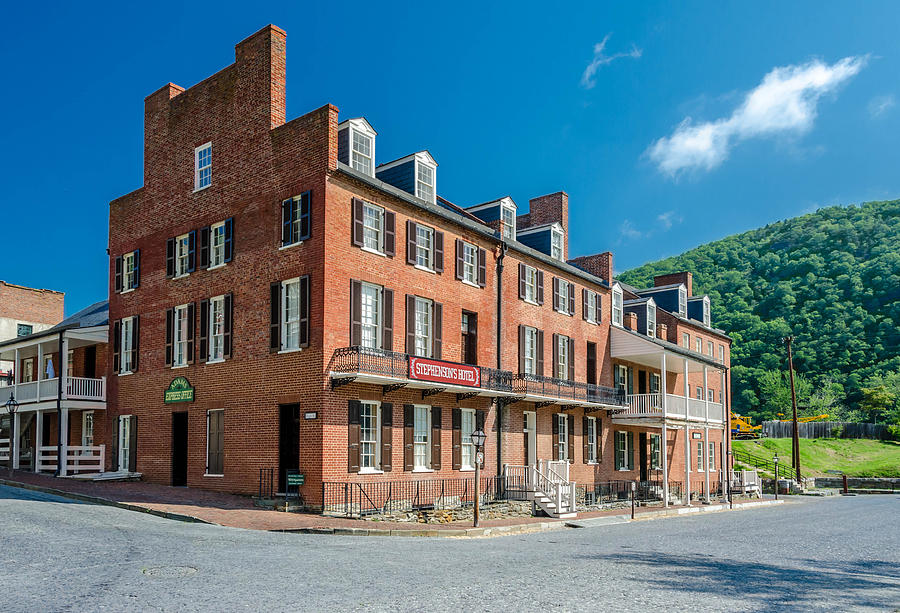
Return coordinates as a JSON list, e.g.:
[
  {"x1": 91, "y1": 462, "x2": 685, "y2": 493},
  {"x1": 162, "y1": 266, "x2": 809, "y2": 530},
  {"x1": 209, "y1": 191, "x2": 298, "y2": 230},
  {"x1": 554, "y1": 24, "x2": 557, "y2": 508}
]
[{"x1": 784, "y1": 336, "x2": 801, "y2": 482}]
